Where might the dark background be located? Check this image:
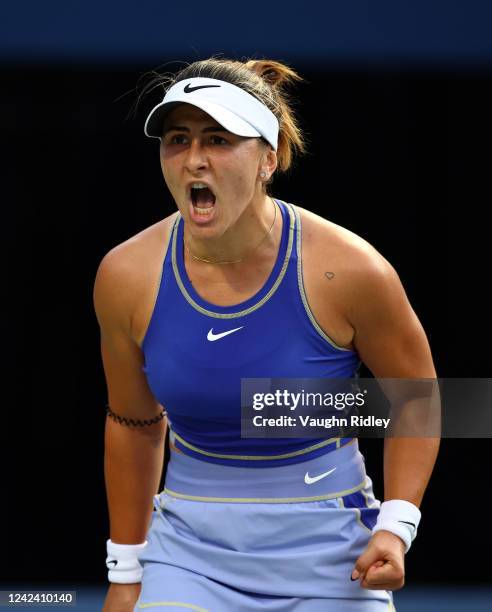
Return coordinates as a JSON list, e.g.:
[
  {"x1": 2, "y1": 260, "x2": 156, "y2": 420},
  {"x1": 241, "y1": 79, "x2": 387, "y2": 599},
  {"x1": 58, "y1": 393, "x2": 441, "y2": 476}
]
[{"x1": 3, "y1": 0, "x2": 491, "y2": 596}]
